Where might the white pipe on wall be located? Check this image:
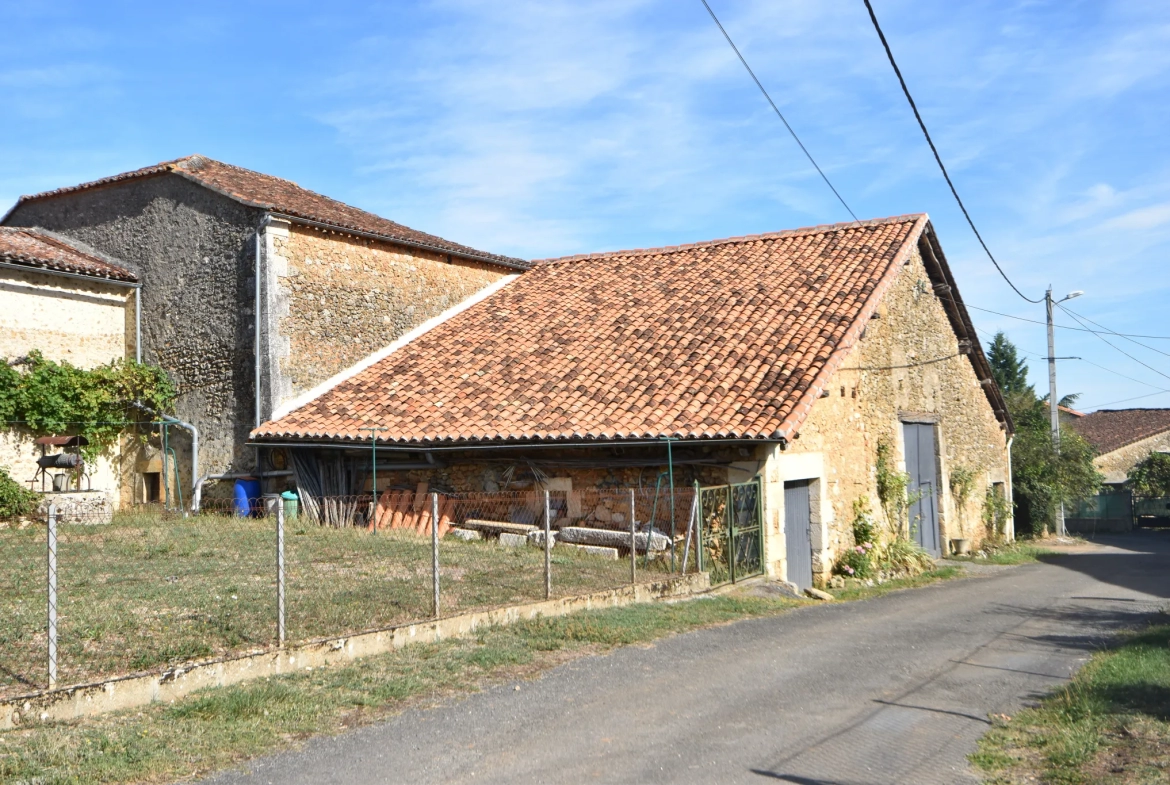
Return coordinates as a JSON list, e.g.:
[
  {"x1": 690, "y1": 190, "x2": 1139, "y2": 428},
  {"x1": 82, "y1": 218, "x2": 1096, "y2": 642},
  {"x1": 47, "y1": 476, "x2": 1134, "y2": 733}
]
[
  {"x1": 1006, "y1": 434, "x2": 1015, "y2": 541},
  {"x1": 135, "y1": 285, "x2": 142, "y2": 364}
]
